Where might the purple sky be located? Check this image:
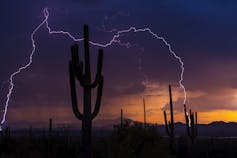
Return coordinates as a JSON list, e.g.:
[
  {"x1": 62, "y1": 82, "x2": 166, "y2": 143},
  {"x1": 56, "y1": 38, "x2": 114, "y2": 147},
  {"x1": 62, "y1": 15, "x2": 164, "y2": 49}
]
[{"x1": 1, "y1": 0, "x2": 237, "y2": 128}]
